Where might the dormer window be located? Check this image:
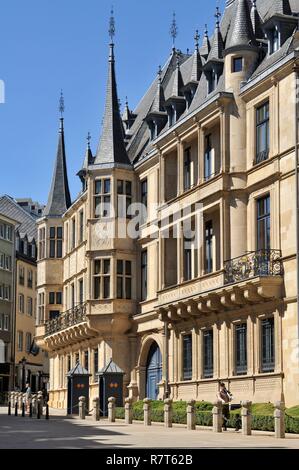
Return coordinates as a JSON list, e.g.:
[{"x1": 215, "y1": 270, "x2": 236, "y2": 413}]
[
  {"x1": 269, "y1": 25, "x2": 280, "y2": 55},
  {"x1": 168, "y1": 106, "x2": 175, "y2": 127}
]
